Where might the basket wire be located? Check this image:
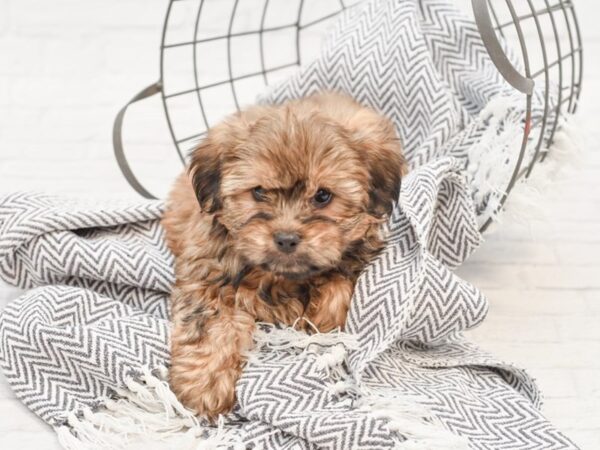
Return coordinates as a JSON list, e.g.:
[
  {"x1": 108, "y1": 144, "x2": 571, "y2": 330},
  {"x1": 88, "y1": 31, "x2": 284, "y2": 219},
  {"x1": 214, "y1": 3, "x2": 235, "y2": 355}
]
[
  {"x1": 478, "y1": 0, "x2": 582, "y2": 229},
  {"x1": 115, "y1": 0, "x2": 583, "y2": 229}
]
